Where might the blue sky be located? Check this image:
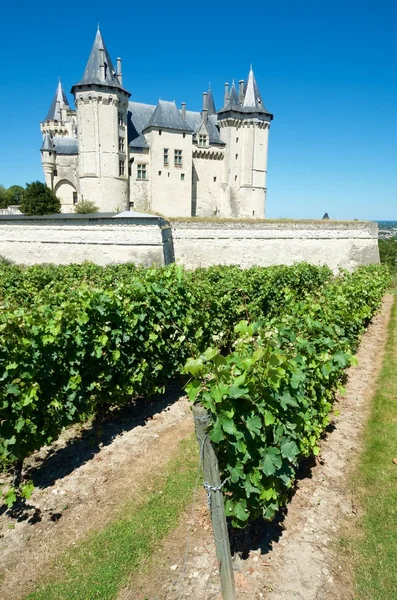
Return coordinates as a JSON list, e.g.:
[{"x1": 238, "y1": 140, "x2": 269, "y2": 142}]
[{"x1": 0, "y1": 0, "x2": 396, "y2": 219}]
